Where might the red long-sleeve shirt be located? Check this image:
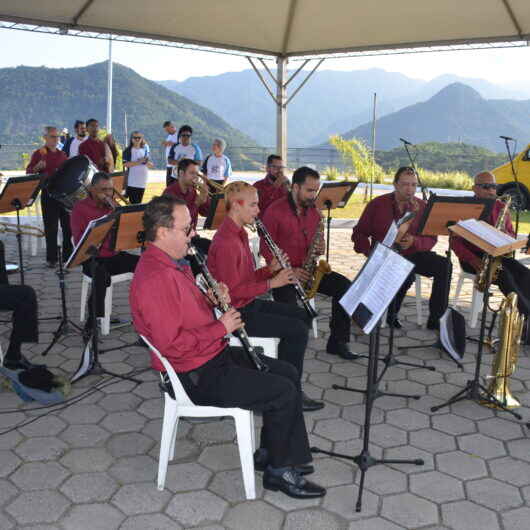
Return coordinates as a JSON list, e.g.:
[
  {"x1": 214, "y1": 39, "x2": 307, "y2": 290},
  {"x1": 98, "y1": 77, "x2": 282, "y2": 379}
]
[
  {"x1": 253, "y1": 175, "x2": 289, "y2": 218},
  {"x1": 163, "y1": 182, "x2": 211, "y2": 228},
  {"x1": 70, "y1": 196, "x2": 115, "y2": 258},
  {"x1": 130, "y1": 244, "x2": 227, "y2": 373},
  {"x1": 260, "y1": 195, "x2": 321, "y2": 268},
  {"x1": 450, "y1": 199, "x2": 515, "y2": 266},
  {"x1": 26, "y1": 147, "x2": 67, "y2": 180},
  {"x1": 351, "y1": 192, "x2": 436, "y2": 257},
  {"x1": 79, "y1": 138, "x2": 107, "y2": 171},
  {"x1": 208, "y1": 216, "x2": 273, "y2": 308}
]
